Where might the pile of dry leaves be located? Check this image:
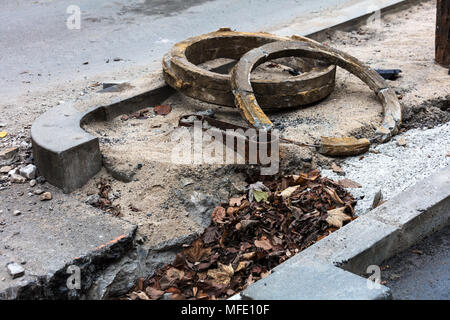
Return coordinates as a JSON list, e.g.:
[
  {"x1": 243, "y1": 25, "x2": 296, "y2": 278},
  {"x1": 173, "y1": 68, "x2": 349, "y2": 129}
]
[
  {"x1": 91, "y1": 178, "x2": 121, "y2": 216},
  {"x1": 126, "y1": 170, "x2": 357, "y2": 300}
]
